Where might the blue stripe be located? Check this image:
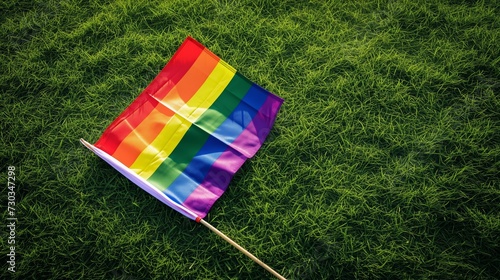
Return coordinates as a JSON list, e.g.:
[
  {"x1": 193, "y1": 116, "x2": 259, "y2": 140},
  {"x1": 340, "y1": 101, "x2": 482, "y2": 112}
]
[
  {"x1": 211, "y1": 84, "x2": 270, "y2": 145},
  {"x1": 163, "y1": 135, "x2": 226, "y2": 204}
]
